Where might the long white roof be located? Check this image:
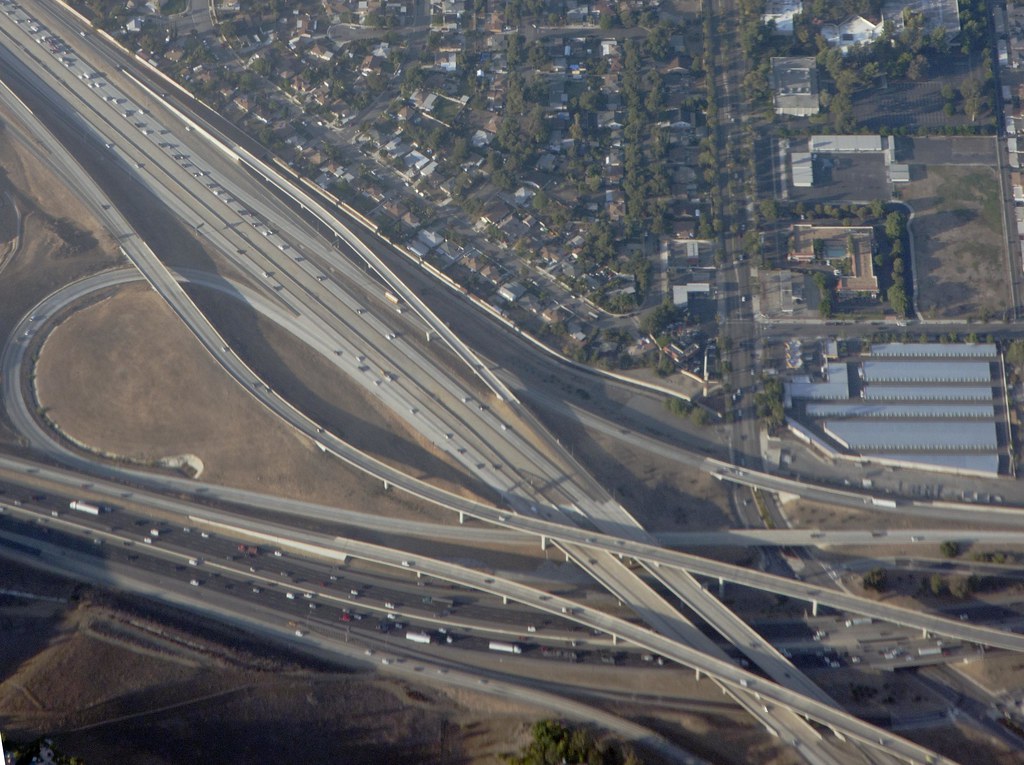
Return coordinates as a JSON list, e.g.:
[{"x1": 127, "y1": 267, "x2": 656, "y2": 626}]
[
  {"x1": 824, "y1": 420, "x2": 997, "y2": 452},
  {"x1": 861, "y1": 360, "x2": 991, "y2": 383},
  {"x1": 870, "y1": 343, "x2": 997, "y2": 359}
]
